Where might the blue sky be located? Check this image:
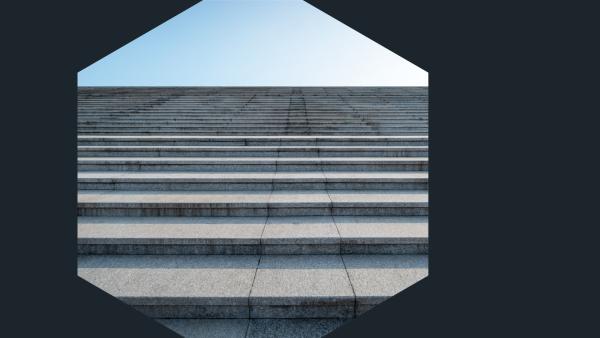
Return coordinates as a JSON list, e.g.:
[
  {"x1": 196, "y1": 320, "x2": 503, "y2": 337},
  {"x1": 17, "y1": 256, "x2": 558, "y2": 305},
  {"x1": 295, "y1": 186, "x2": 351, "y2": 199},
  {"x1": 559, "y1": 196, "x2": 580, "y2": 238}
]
[{"x1": 78, "y1": 0, "x2": 428, "y2": 86}]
